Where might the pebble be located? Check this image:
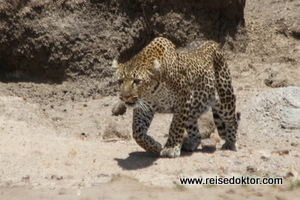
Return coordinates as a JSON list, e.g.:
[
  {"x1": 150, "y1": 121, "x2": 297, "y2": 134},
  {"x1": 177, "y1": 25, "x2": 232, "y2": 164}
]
[
  {"x1": 234, "y1": 160, "x2": 243, "y2": 165},
  {"x1": 201, "y1": 138, "x2": 217, "y2": 147},
  {"x1": 271, "y1": 149, "x2": 289, "y2": 155},
  {"x1": 261, "y1": 155, "x2": 270, "y2": 161},
  {"x1": 246, "y1": 165, "x2": 257, "y2": 173},
  {"x1": 285, "y1": 169, "x2": 299, "y2": 181},
  {"x1": 259, "y1": 151, "x2": 271, "y2": 161},
  {"x1": 291, "y1": 142, "x2": 299, "y2": 147}
]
